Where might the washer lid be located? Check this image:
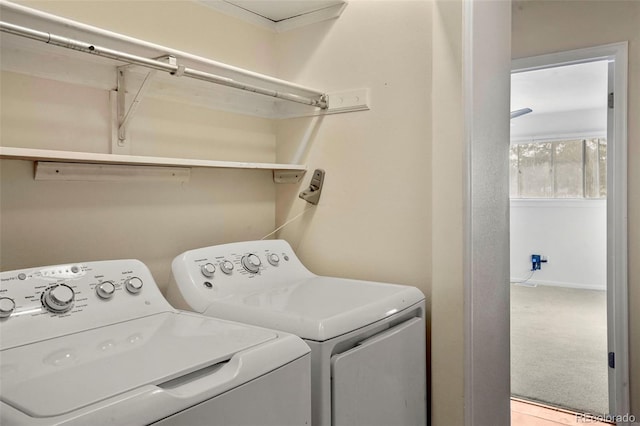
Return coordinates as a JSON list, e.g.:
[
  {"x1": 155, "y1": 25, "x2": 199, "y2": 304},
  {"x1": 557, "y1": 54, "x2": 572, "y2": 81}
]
[
  {"x1": 0, "y1": 312, "x2": 277, "y2": 418},
  {"x1": 203, "y1": 277, "x2": 425, "y2": 341}
]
